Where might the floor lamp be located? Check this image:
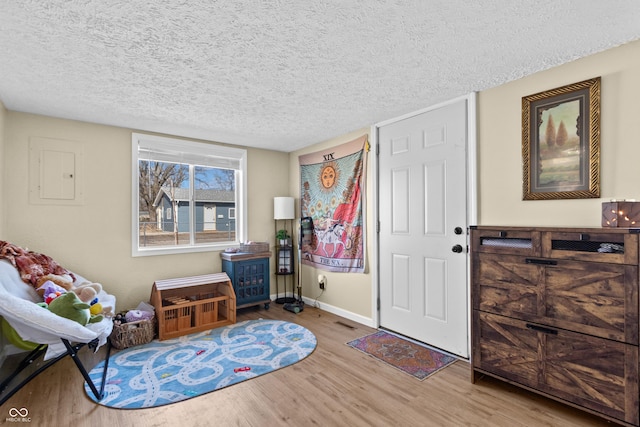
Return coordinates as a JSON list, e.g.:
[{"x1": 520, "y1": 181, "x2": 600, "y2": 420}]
[
  {"x1": 274, "y1": 197, "x2": 296, "y2": 304},
  {"x1": 273, "y1": 196, "x2": 304, "y2": 313}
]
